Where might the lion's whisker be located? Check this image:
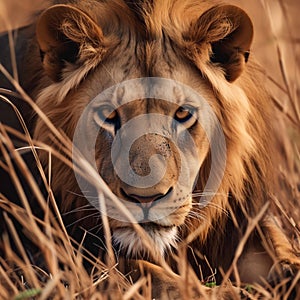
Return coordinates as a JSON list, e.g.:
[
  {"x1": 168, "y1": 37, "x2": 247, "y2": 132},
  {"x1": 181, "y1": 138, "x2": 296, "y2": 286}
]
[
  {"x1": 190, "y1": 202, "x2": 229, "y2": 217},
  {"x1": 61, "y1": 205, "x2": 96, "y2": 216},
  {"x1": 191, "y1": 192, "x2": 227, "y2": 198},
  {"x1": 66, "y1": 212, "x2": 100, "y2": 228}
]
